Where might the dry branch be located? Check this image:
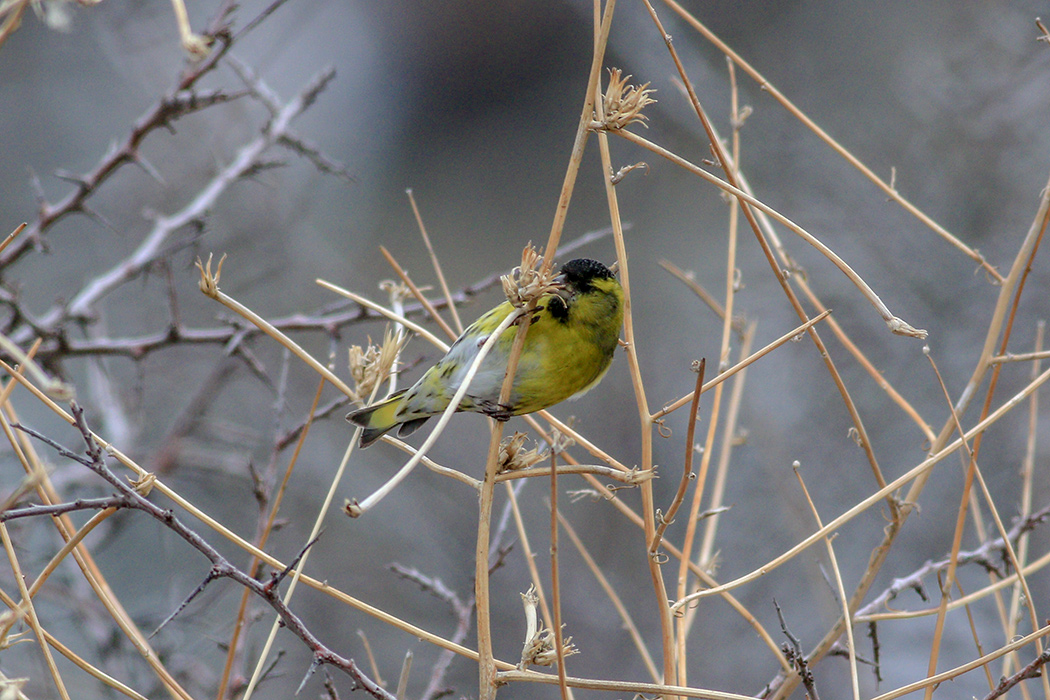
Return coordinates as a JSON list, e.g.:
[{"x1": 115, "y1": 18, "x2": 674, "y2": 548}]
[{"x1": 10, "y1": 404, "x2": 393, "y2": 699}]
